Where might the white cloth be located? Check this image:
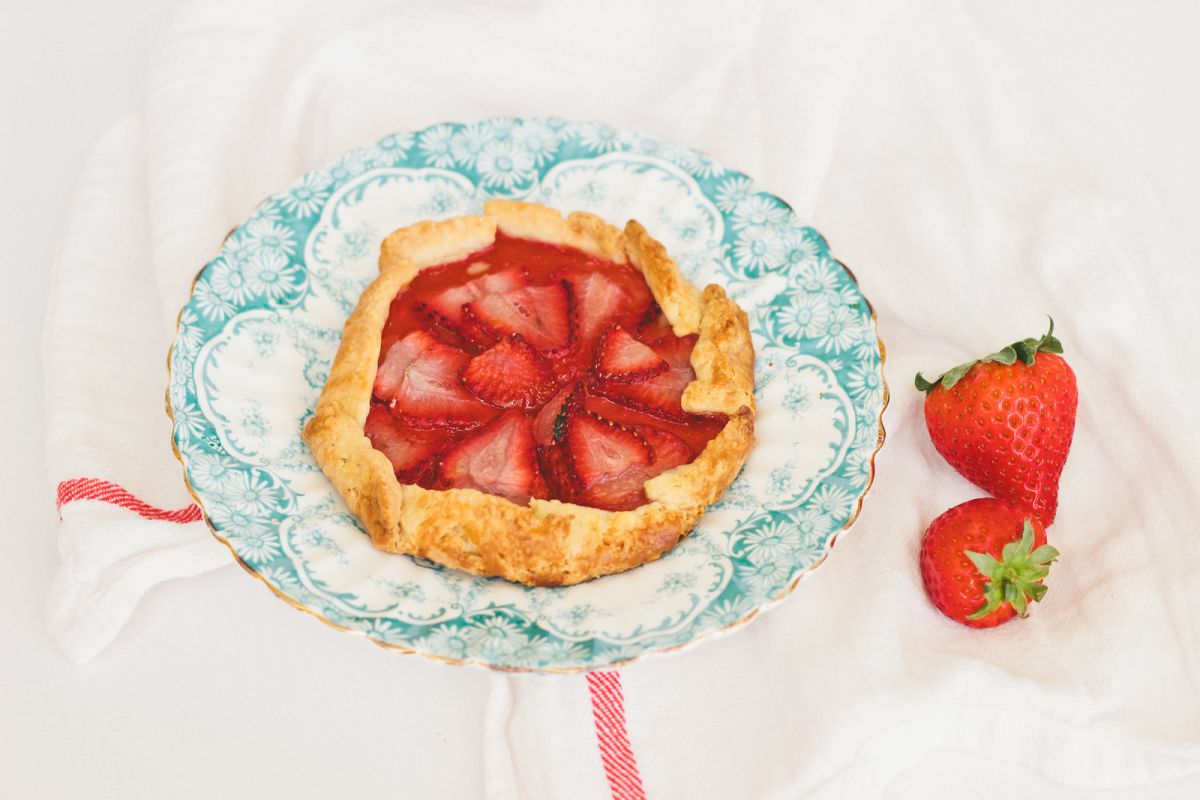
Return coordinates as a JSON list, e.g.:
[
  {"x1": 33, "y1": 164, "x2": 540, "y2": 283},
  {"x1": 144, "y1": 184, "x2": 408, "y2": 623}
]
[
  {"x1": 44, "y1": 0, "x2": 1200, "y2": 795},
  {"x1": 44, "y1": 119, "x2": 231, "y2": 665}
]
